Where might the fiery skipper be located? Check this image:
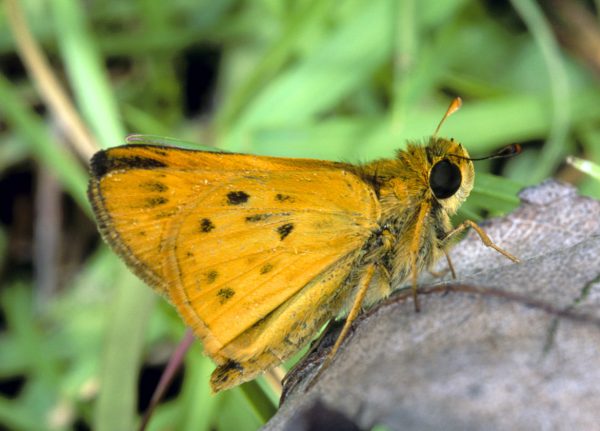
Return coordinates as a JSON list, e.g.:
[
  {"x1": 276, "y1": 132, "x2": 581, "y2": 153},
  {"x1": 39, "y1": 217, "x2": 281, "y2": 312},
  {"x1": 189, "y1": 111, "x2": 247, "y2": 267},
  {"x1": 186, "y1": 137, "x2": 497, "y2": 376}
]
[{"x1": 87, "y1": 98, "x2": 519, "y2": 392}]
